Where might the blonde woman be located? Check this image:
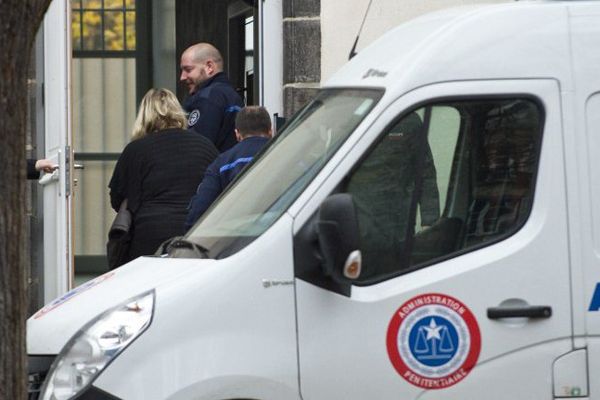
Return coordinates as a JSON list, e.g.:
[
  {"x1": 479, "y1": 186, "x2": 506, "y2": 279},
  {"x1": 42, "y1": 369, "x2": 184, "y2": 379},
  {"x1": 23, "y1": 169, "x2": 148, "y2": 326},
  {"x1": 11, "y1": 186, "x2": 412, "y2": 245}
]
[{"x1": 109, "y1": 88, "x2": 218, "y2": 264}]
